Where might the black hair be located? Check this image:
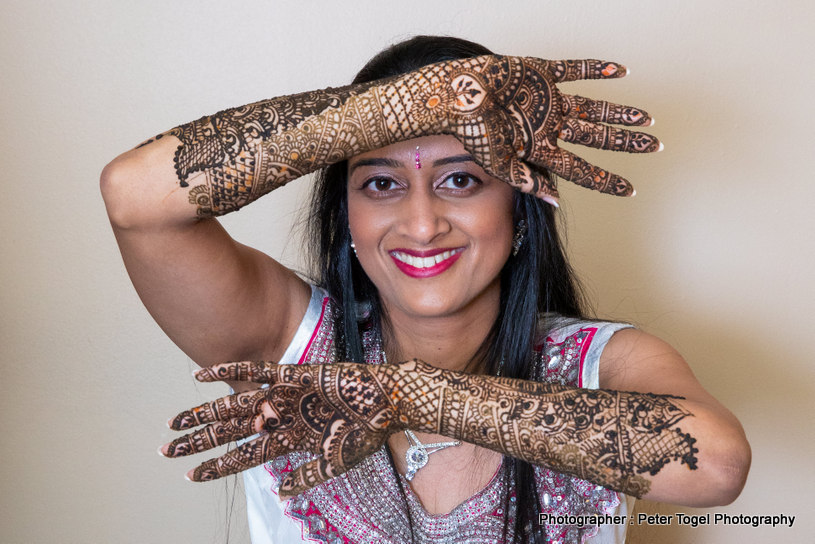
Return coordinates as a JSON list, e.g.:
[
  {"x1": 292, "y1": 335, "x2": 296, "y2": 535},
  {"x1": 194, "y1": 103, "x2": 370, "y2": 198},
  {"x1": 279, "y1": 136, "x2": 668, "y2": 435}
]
[{"x1": 306, "y1": 35, "x2": 587, "y2": 544}]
